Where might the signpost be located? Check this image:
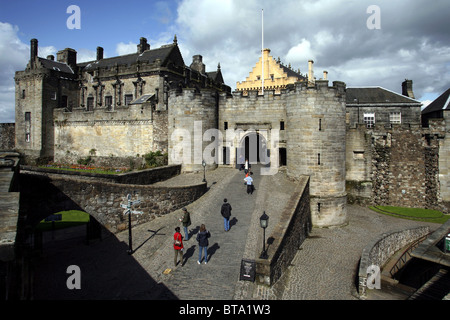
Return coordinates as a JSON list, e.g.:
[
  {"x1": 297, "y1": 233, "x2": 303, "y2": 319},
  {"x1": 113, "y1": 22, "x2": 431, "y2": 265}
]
[{"x1": 121, "y1": 193, "x2": 143, "y2": 255}]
